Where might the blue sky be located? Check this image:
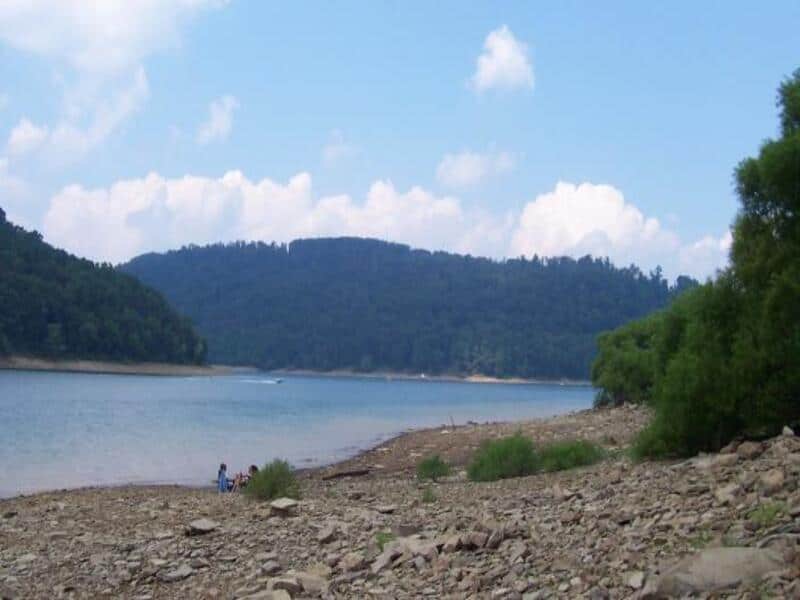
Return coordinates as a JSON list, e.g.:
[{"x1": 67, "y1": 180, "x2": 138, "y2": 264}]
[{"x1": 1, "y1": 1, "x2": 798, "y2": 279}]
